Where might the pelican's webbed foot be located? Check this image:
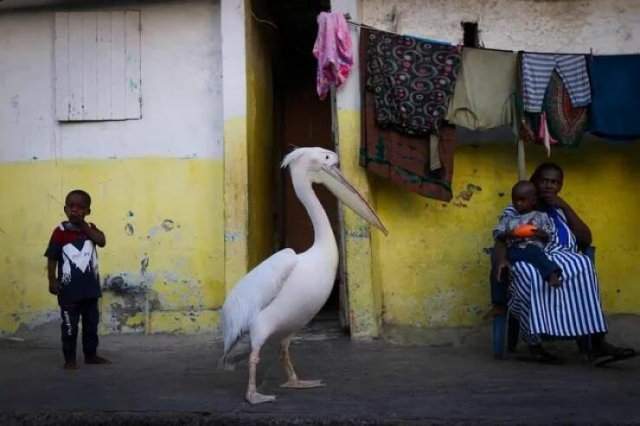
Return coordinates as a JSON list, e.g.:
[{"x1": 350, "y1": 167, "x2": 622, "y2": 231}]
[
  {"x1": 246, "y1": 391, "x2": 276, "y2": 404},
  {"x1": 280, "y1": 379, "x2": 325, "y2": 388}
]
